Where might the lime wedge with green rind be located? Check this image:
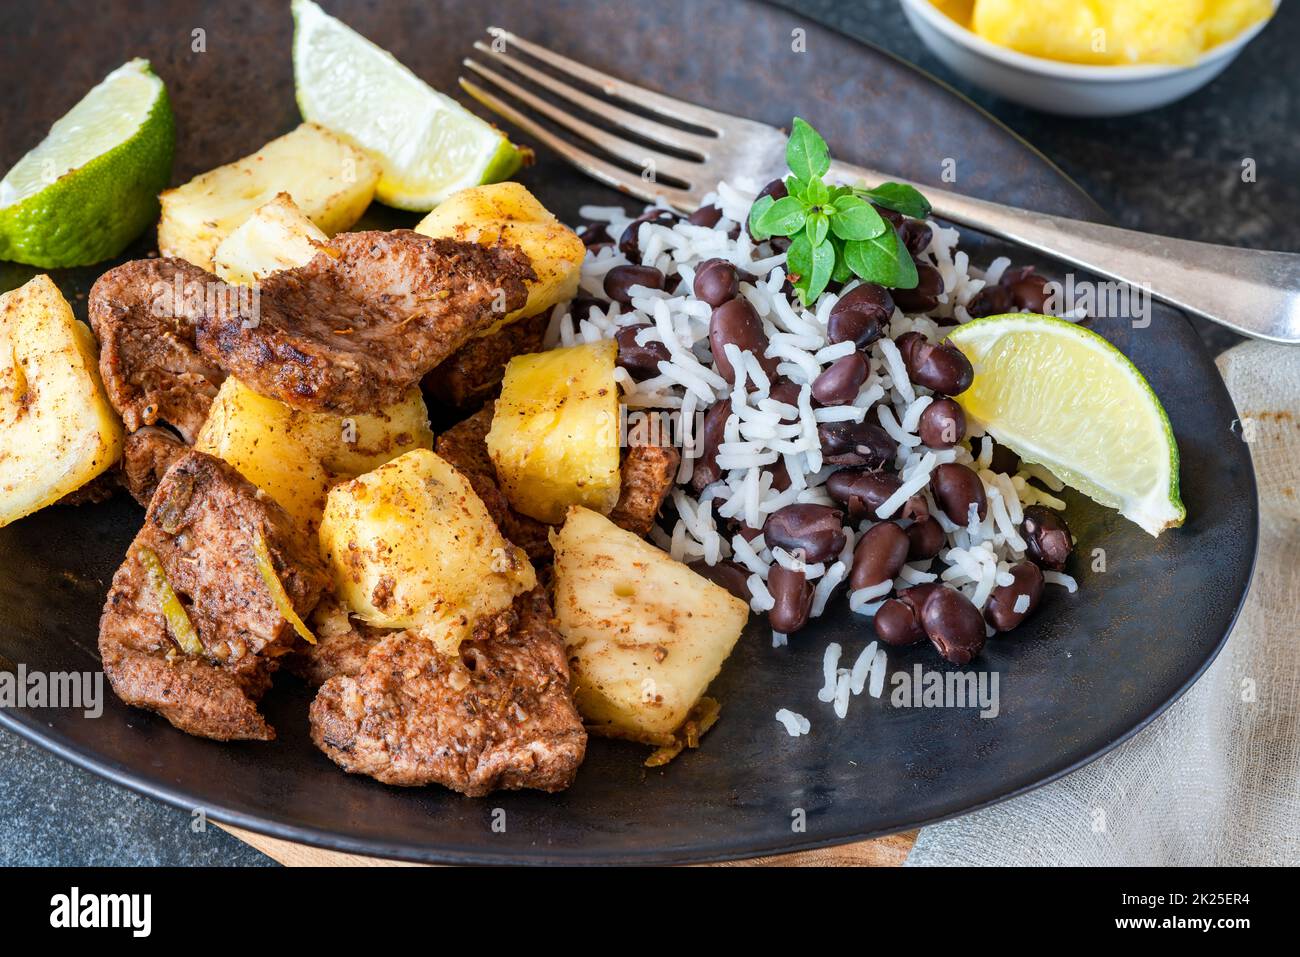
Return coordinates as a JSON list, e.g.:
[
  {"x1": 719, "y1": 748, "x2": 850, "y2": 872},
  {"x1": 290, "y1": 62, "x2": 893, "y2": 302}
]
[
  {"x1": 945, "y1": 313, "x2": 1185, "y2": 536},
  {"x1": 0, "y1": 59, "x2": 173, "y2": 268},
  {"x1": 292, "y1": 0, "x2": 523, "y2": 211}
]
